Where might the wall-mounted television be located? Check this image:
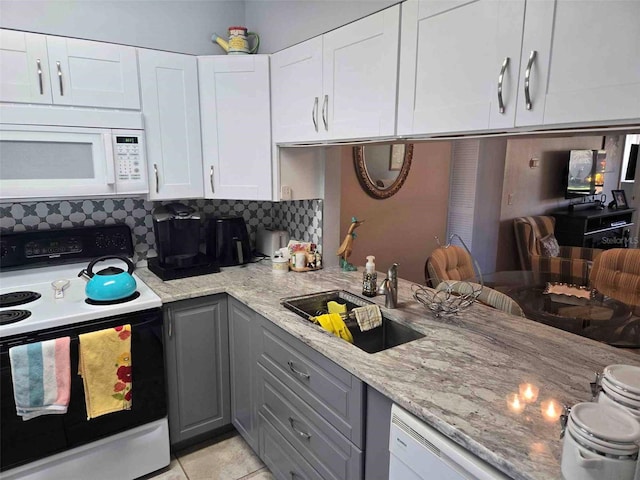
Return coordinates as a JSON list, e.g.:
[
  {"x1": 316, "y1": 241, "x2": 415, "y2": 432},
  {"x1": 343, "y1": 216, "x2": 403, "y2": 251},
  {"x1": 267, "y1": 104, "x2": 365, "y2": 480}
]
[{"x1": 565, "y1": 149, "x2": 606, "y2": 199}]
